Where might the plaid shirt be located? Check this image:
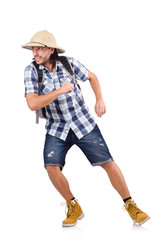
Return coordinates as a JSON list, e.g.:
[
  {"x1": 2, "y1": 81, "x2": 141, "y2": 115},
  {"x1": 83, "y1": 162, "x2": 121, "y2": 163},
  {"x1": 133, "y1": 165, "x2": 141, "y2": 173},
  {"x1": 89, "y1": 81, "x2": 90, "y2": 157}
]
[{"x1": 24, "y1": 57, "x2": 96, "y2": 141}]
